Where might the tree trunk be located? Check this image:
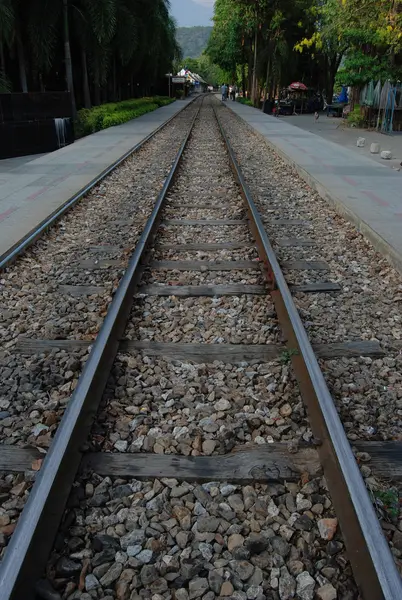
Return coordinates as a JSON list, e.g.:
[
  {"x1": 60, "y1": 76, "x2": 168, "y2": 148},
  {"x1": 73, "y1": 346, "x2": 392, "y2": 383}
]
[
  {"x1": 265, "y1": 54, "x2": 271, "y2": 99},
  {"x1": 247, "y1": 39, "x2": 253, "y2": 97},
  {"x1": 252, "y1": 24, "x2": 258, "y2": 106},
  {"x1": 16, "y1": 34, "x2": 28, "y2": 92},
  {"x1": 0, "y1": 42, "x2": 5, "y2": 74},
  {"x1": 241, "y1": 45, "x2": 246, "y2": 97},
  {"x1": 112, "y1": 59, "x2": 117, "y2": 101},
  {"x1": 94, "y1": 61, "x2": 101, "y2": 105},
  {"x1": 63, "y1": 0, "x2": 76, "y2": 118},
  {"x1": 81, "y1": 48, "x2": 91, "y2": 108}
]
